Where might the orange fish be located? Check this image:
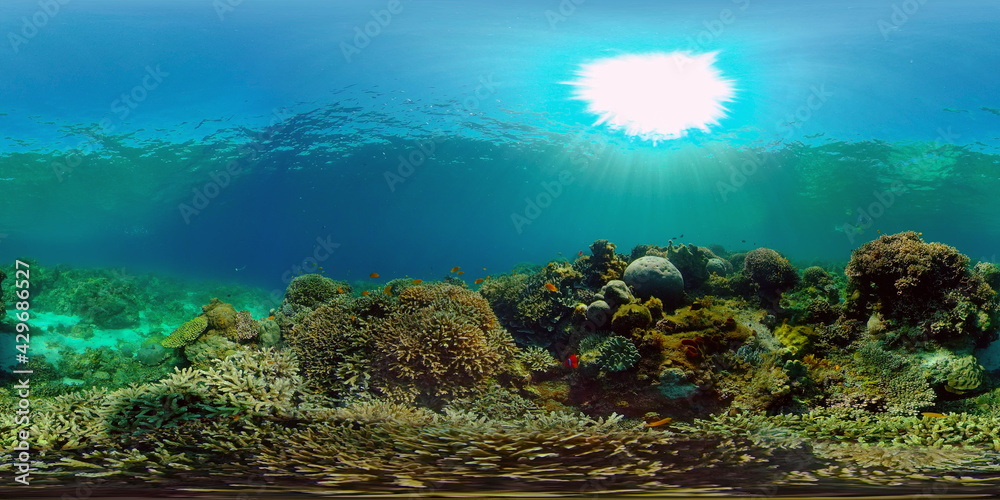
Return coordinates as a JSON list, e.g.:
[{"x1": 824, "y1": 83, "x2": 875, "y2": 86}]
[
  {"x1": 644, "y1": 417, "x2": 672, "y2": 427},
  {"x1": 318, "y1": 266, "x2": 323, "y2": 269},
  {"x1": 482, "y1": 268, "x2": 486, "y2": 271},
  {"x1": 362, "y1": 291, "x2": 369, "y2": 296},
  {"x1": 384, "y1": 285, "x2": 392, "y2": 295},
  {"x1": 544, "y1": 283, "x2": 558, "y2": 292},
  {"x1": 451, "y1": 266, "x2": 460, "y2": 273},
  {"x1": 369, "y1": 272, "x2": 379, "y2": 278},
  {"x1": 350, "y1": 315, "x2": 355, "y2": 322},
  {"x1": 337, "y1": 286, "x2": 344, "y2": 293},
  {"x1": 474, "y1": 278, "x2": 484, "y2": 284},
  {"x1": 412, "y1": 279, "x2": 422, "y2": 285},
  {"x1": 486, "y1": 275, "x2": 490, "y2": 280},
  {"x1": 457, "y1": 271, "x2": 464, "y2": 275},
  {"x1": 267, "y1": 315, "x2": 274, "y2": 320}
]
